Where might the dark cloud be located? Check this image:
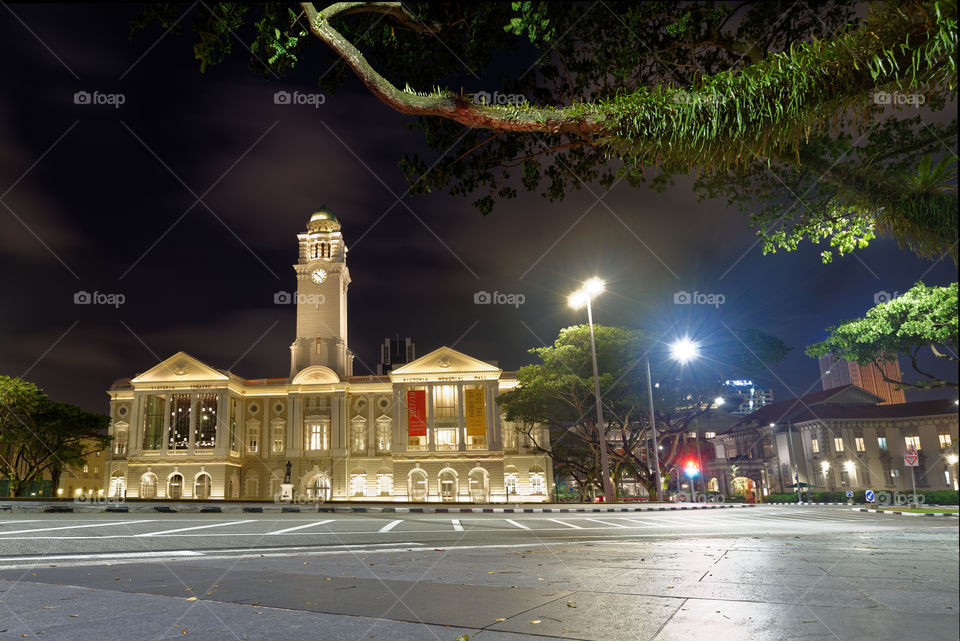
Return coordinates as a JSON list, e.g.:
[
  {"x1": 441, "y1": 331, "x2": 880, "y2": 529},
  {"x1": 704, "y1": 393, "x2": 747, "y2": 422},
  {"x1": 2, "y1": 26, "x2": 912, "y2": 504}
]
[{"x1": 1, "y1": 4, "x2": 955, "y2": 413}]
